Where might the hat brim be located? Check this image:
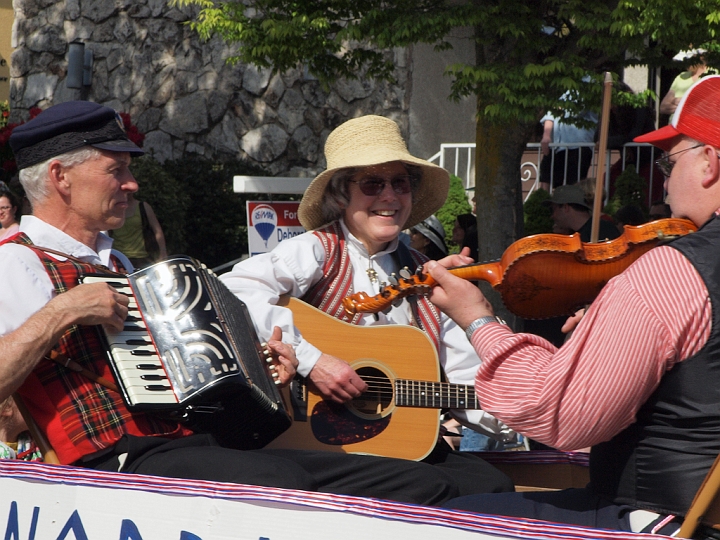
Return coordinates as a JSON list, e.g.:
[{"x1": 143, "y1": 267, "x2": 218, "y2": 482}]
[
  {"x1": 298, "y1": 158, "x2": 449, "y2": 231},
  {"x1": 634, "y1": 125, "x2": 682, "y2": 152},
  {"x1": 92, "y1": 138, "x2": 144, "y2": 155}
]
